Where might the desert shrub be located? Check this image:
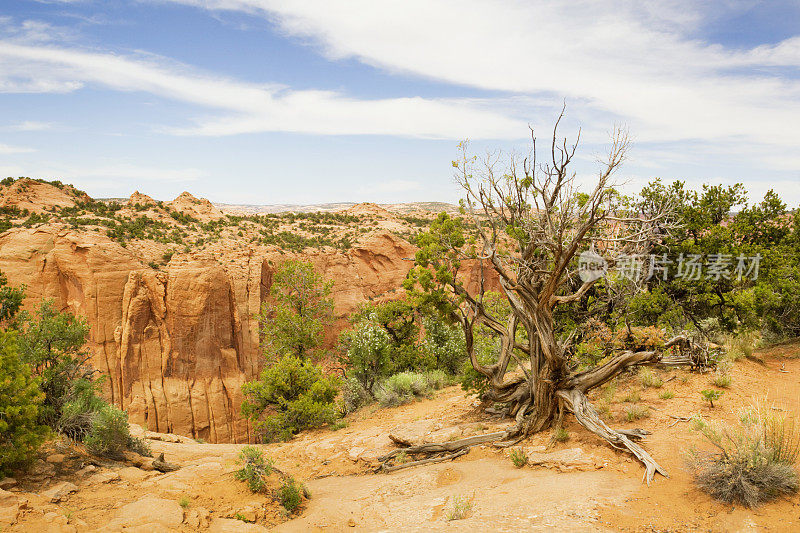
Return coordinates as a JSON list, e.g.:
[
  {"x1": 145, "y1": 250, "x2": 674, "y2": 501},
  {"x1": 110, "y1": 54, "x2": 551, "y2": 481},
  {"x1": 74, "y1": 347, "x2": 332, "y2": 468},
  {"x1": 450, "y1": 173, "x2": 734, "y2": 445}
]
[
  {"x1": 84, "y1": 404, "x2": 131, "y2": 459},
  {"x1": 277, "y1": 477, "x2": 305, "y2": 512},
  {"x1": 127, "y1": 436, "x2": 152, "y2": 457},
  {"x1": 625, "y1": 405, "x2": 651, "y2": 421},
  {"x1": 623, "y1": 391, "x2": 640, "y2": 403},
  {"x1": 690, "y1": 405, "x2": 800, "y2": 507},
  {"x1": 234, "y1": 446, "x2": 274, "y2": 493},
  {"x1": 446, "y1": 496, "x2": 472, "y2": 521},
  {"x1": 242, "y1": 355, "x2": 340, "y2": 442},
  {"x1": 375, "y1": 371, "x2": 448, "y2": 407},
  {"x1": 639, "y1": 368, "x2": 663, "y2": 388},
  {"x1": 339, "y1": 318, "x2": 394, "y2": 395},
  {"x1": 16, "y1": 300, "x2": 94, "y2": 427},
  {"x1": 724, "y1": 330, "x2": 762, "y2": 361},
  {"x1": 420, "y1": 315, "x2": 466, "y2": 375},
  {"x1": 0, "y1": 331, "x2": 48, "y2": 476},
  {"x1": 659, "y1": 390, "x2": 675, "y2": 400},
  {"x1": 340, "y1": 376, "x2": 372, "y2": 414},
  {"x1": 553, "y1": 427, "x2": 570, "y2": 442},
  {"x1": 713, "y1": 373, "x2": 732, "y2": 388},
  {"x1": 701, "y1": 390, "x2": 723, "y2": 407},
  {"x1": 509, "y1": 448, "x2": 528, "y2": 468},
  {"x1": 57, "y1": 378, "x2": 107, "y2": 440}
]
